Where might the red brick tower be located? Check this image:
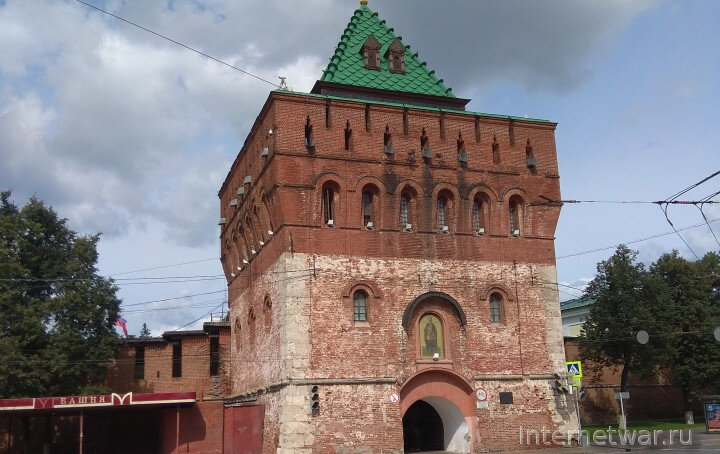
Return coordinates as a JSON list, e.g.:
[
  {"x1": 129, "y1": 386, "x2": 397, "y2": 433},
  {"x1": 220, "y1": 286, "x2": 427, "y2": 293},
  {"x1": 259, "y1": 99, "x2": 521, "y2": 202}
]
[{"x1": 219, "y1": 2, "x2": 576, "y2": 452}]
